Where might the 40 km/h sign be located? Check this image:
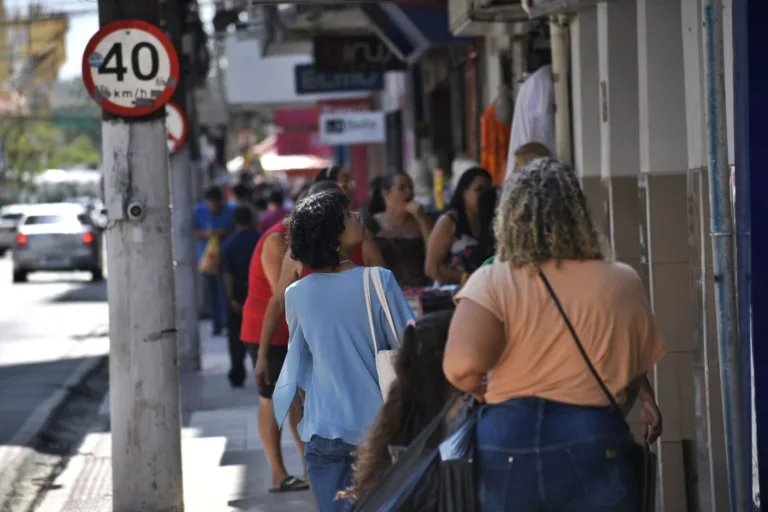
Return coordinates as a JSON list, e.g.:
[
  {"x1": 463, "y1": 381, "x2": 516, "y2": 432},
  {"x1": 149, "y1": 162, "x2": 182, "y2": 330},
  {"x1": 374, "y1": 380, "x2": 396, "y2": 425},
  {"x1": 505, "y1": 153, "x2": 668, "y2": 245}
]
[
  {"x1": 166, "y1": 102, "x2": 188, "y2": 155},
  {"x1": 82, "y1": 20, "x2": 179, "y2": 117}
]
